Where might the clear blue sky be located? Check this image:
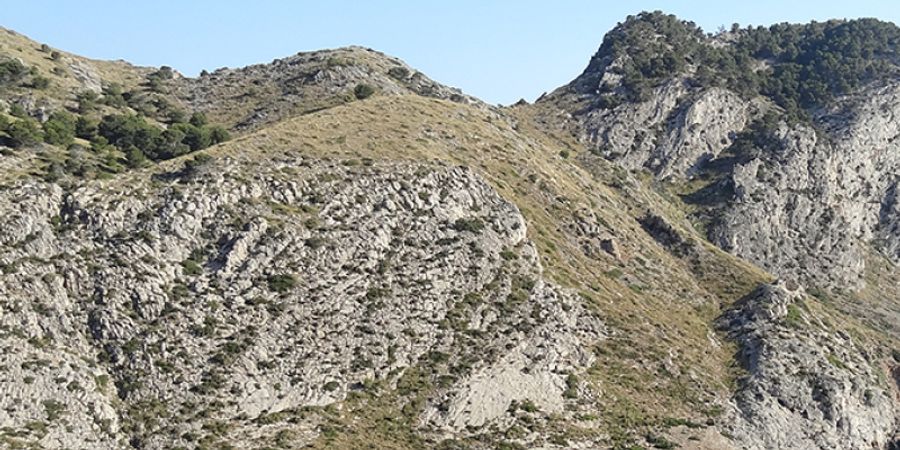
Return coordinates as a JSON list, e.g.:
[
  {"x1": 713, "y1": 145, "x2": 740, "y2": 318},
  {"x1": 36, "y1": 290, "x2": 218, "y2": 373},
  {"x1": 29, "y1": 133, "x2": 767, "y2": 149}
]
[{"x1": 4, "y1": 1, "x2": 898, "y2": 104}]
